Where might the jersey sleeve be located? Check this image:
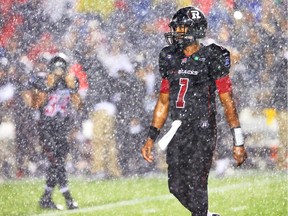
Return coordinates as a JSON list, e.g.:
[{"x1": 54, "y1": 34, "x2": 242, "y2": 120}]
[
  {"x1": 208, "y1": 43, "x2": 231, "y2": 80},
  {"x1": 215, "y1": 75, "x2": 232, "y2": 94},
  {"x1": 159, "y1": 46, "x2": 173, "y2": 79}
]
